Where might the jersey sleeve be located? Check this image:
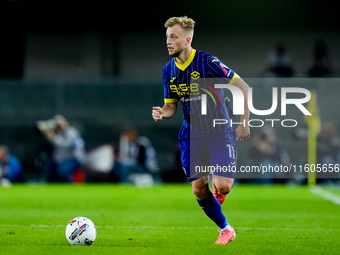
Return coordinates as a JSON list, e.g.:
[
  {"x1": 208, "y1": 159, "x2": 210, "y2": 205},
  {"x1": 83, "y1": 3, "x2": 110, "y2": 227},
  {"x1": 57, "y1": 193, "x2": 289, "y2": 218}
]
[
  {"x1": 207, "y1": 56, "x2": 238, "y2": 84},
  {"x1": 162, "y1": 65, "x2": 179, "y2": 104}
]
